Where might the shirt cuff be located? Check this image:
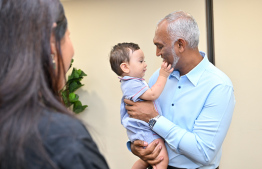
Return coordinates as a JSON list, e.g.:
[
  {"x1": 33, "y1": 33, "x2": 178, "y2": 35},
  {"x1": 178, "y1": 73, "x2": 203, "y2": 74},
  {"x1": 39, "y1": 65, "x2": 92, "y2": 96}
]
[
  {"x1": 153, "y1": 116, "x2": 187, "y2": 151},
  {"x1": 152, "y1": 116, "x2": 173, "y2": 137},
  {"x1": 126, "y1": 140, "x2": 131, "y2": 152}
]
